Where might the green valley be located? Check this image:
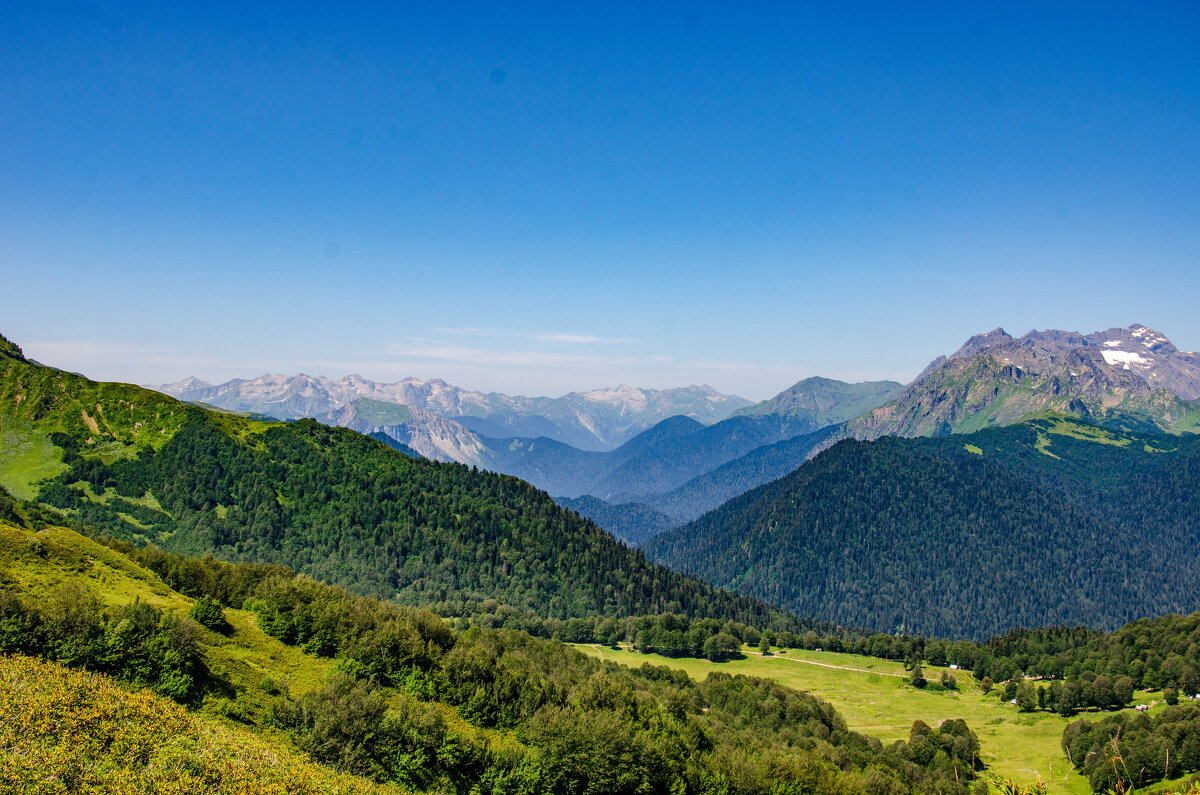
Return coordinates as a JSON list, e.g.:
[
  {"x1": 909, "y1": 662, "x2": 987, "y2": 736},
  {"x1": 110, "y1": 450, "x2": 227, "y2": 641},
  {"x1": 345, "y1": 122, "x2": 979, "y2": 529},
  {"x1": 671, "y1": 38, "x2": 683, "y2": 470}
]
[
  {"x1": 575, "y1": 643, "x2": 1174, "y2": 795},
  {"x1": 6, "y1": 329, "x2": 1200, "y2": 794},
  {"x1": 0, "y1": 509, "x2": 992, "y2": 795}
]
